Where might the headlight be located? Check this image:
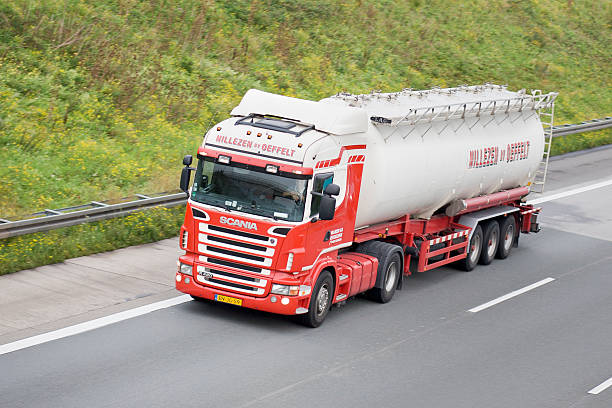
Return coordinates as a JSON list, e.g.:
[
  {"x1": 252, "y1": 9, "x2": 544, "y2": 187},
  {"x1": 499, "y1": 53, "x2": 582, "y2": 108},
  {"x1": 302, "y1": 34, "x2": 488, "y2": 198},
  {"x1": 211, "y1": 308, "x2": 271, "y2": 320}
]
[
  {"x1": 179, "y1": 263, "x2": 192, "y2": 275},
  {"x1": 271, "y1": 284, "x2": 299, "y2": 296}
]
